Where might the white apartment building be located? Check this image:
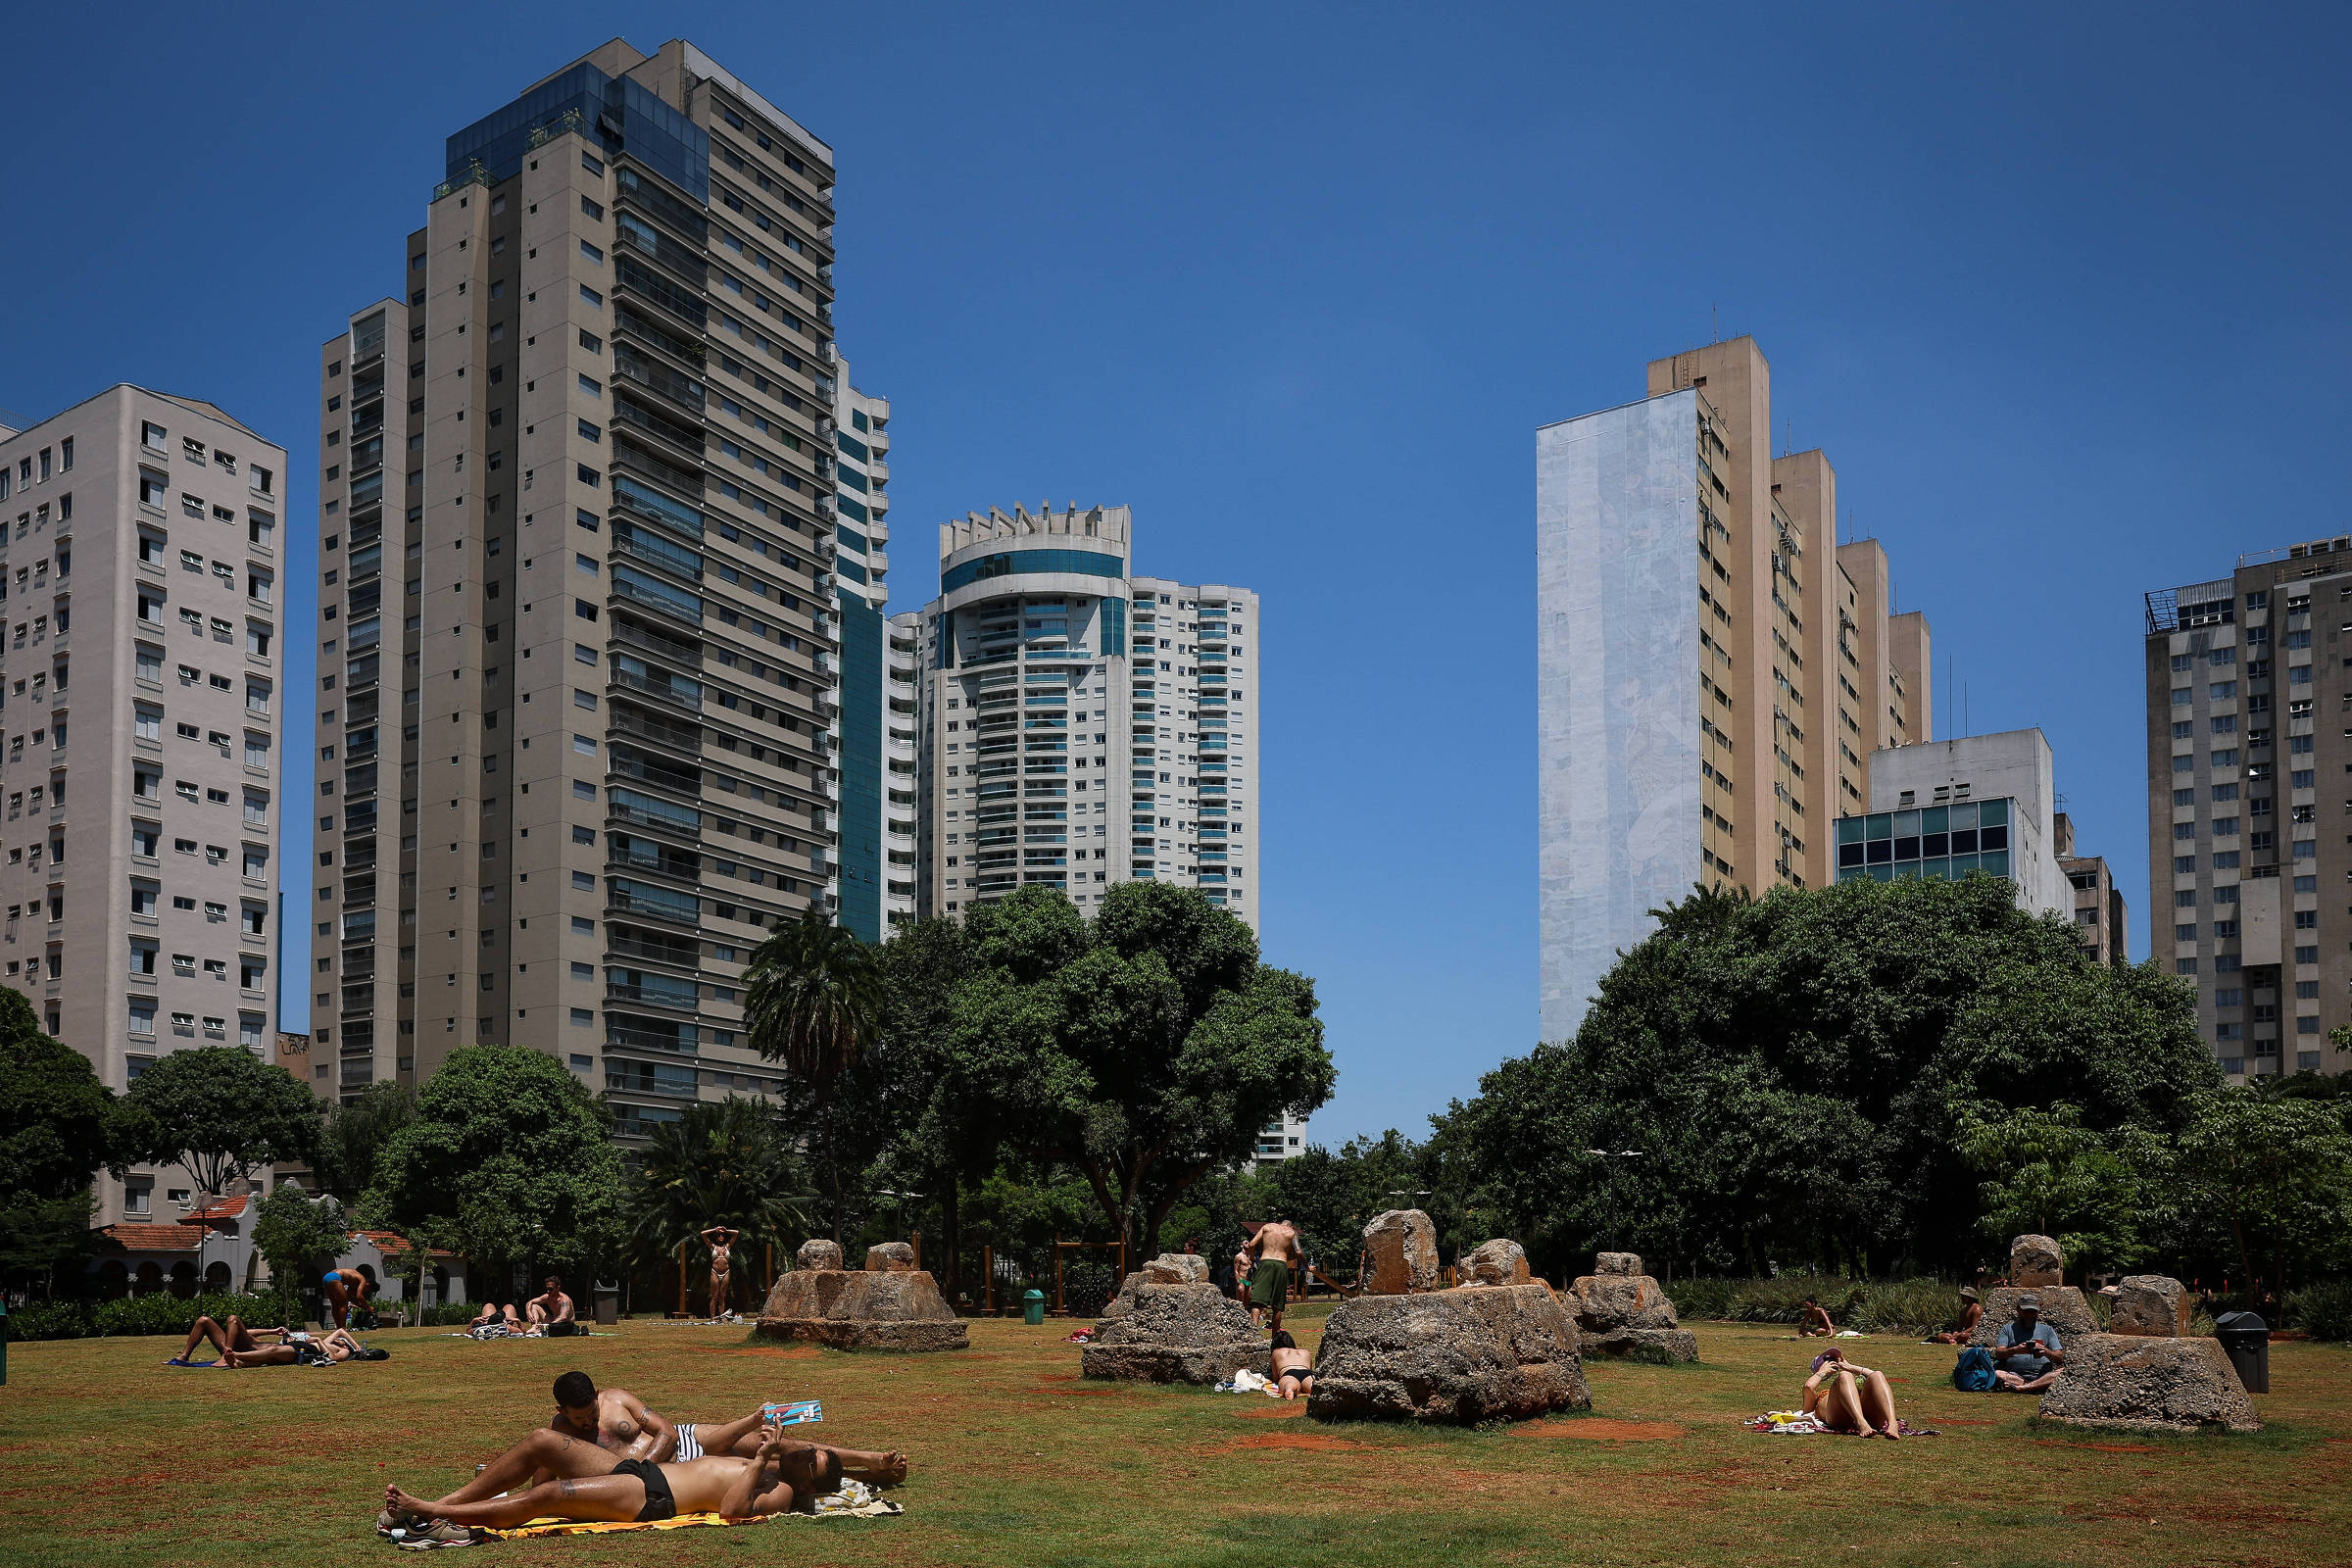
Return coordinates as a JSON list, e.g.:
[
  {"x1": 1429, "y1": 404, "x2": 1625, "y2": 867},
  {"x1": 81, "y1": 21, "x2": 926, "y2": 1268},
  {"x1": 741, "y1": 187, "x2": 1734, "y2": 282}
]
[
  {"x1": 828, "y1": 358, "x2": 914, "y2": 938},
  {"x1": 0, "y1": 387, "x2": 284, "y2": 1222},
  {"x1": 907, "y1": 504, "x2": 1258, "y2": 925}
]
